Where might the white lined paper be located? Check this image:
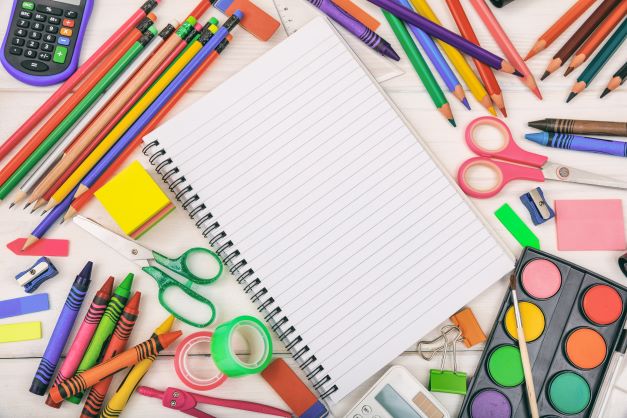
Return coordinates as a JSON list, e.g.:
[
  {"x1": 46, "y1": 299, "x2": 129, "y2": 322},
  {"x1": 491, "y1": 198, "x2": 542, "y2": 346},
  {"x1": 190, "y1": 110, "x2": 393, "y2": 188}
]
[{"x1": 145, "y1": 17, "x2": 514, "y2": 403}]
